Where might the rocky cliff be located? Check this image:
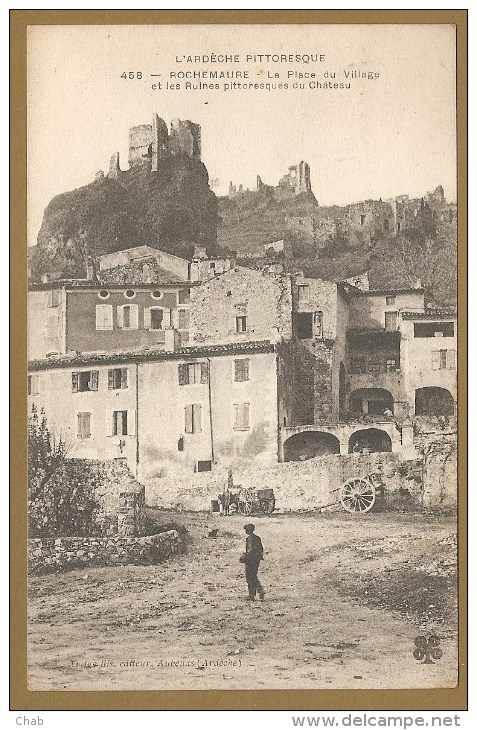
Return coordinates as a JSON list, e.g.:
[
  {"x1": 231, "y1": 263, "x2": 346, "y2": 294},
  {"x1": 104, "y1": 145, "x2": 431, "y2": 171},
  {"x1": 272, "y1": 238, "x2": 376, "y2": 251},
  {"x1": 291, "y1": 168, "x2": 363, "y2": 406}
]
[{"x1": 30, "y1": 156, "x2": 218, "y2": 281}]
